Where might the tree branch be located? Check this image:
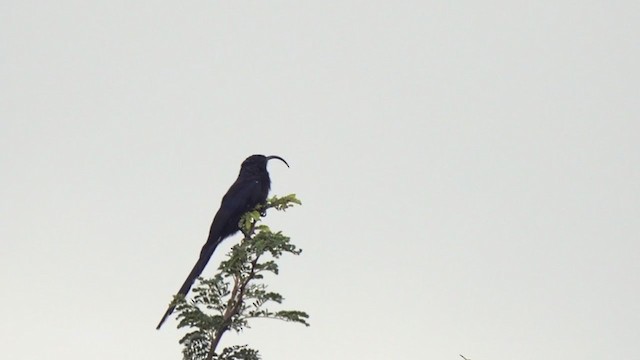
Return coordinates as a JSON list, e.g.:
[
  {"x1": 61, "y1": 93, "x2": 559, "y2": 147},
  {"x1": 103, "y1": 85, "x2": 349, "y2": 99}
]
[{"x1": 206, "y1": 251, "x2": 261, "y2": 359}]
